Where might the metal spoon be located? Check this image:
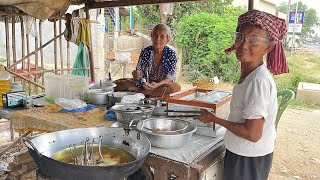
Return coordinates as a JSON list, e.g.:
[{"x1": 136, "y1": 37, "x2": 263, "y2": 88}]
[{"x1": 96, "y1": 135, "x2": 104, "y2": 165}]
